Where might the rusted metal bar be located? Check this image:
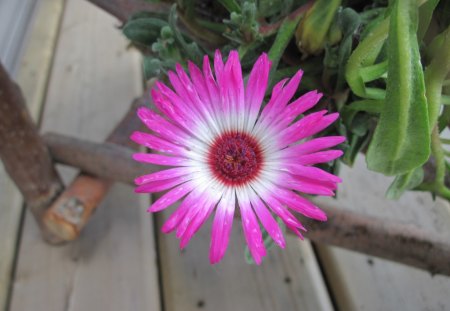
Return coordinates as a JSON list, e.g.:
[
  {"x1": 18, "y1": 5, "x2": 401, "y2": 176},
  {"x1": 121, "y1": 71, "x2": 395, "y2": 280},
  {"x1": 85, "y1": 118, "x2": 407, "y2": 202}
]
[
  {"x1": 0, "y1": 62, "x2": 64, "y2": 243},
  {"x1": 43, "y1": 95, "x2": 150, "y2": 241},
  {"x1": 43, "y1": 132, "x2": 450, "y2": 276},
  {"x1": 86, "y1": 0, "x2": 171, "y2": 23}
]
